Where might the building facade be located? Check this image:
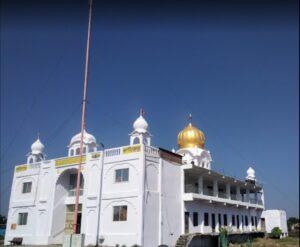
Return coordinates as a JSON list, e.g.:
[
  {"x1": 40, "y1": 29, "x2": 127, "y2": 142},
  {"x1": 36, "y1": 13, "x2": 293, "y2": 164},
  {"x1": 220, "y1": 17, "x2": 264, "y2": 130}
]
[
  {"x1": 261, "y1": 210, "x2": 288, "y2": 238},
  {"x1": 5, "y1": 114, "x2": 265, "y2": 247}
]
